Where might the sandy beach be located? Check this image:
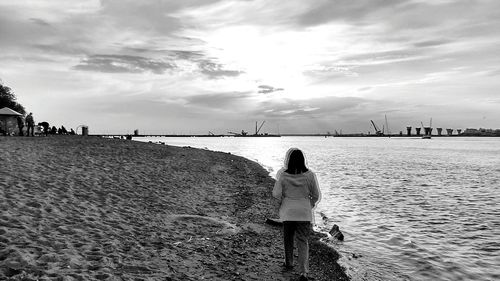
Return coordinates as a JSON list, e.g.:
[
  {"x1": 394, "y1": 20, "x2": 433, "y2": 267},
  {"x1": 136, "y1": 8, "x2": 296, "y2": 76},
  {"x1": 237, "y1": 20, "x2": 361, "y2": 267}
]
[{"x1": 0, "y1": 136, "x2": 348, "y2": 281}]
